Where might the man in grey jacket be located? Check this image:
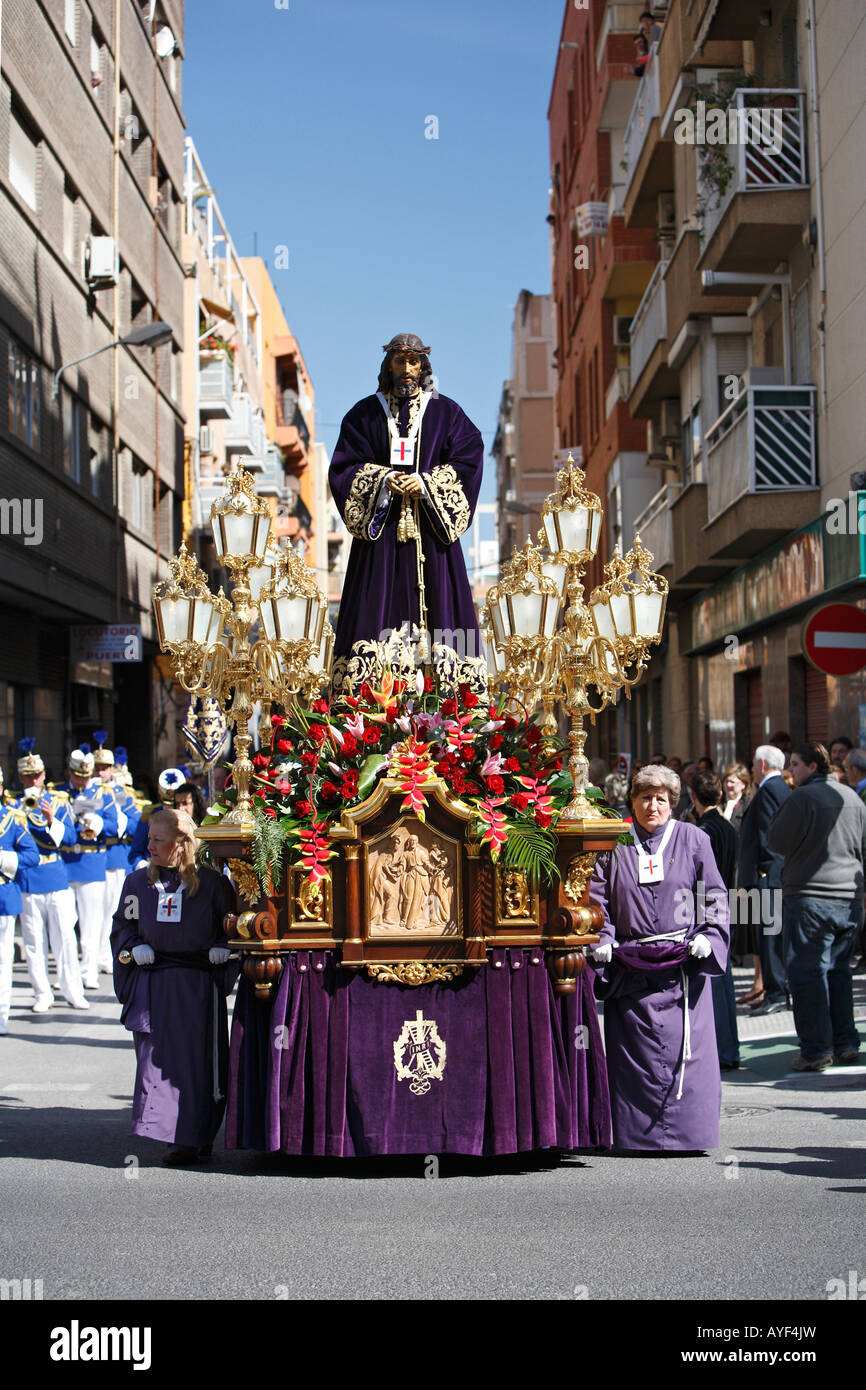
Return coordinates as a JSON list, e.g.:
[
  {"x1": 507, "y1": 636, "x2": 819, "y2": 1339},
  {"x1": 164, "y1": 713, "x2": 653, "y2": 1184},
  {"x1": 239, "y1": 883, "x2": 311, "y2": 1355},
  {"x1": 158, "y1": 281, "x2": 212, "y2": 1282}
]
[{"x1": 767, "y1": 741, "x2": 866, "y2": 1071}]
